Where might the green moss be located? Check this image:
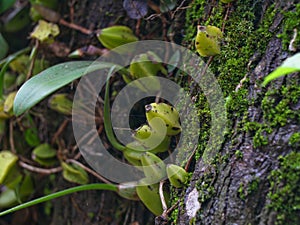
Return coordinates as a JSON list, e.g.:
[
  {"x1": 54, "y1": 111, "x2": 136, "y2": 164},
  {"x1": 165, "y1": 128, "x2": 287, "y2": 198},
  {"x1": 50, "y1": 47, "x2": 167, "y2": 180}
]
[
  {"x1": 169, "y1": 0, "x2": 300, "y2": 222},
  {"x1": 289, "y1": 132, "x2": 300, "y2": 147},
  {"x1": 169, "y1": 173, "x2": 193, "y2": 223},
  {"x1": 240, "y1": 81, "x2": 299, "y2": 148},
  {"x1": 211, "y1": 2, "x2": 277, "y2": 96},
  {"x1": 184, "y1": 0, "x2": 206, "y2": 45},
  {"x1": 248, "y1": 178, "x2": 259, "y2": 193},
  {"x1": 194, "y1": 167, "x2": 216, "y2": 204},
  {"x1": 277, "y1": 3, "x2": 300, "y2": 51},
  {"x1": 170, "y1": 207, "x2": 179, "y2": 224},
  {"x1": 267, "y1": 151, "x2": 300, "y2": 225},
  {"x1": 243, "y1": 121, "x2": 271, "y2": 148},
  {"x1": 261, "y1": 84, "x2": 300, "y2": 127},
  {"x1": 234, "y1": 150, "x2": 243, "y2": 159},
  {"x1": 252, "y1": 128, "x2": 269, "y2": 148},
  {"x1": 238, "y1": 182, "x2": 246, "y2": 200},
  {"x1": 169, "y1": 189, "x2": 180, "y2": 223},
  {"x1": 184, "y1": 0, "x2": 279, "y2": 140},
  {"x1": 238, "y1": 178, "x2": 260, "y2": 200}
]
